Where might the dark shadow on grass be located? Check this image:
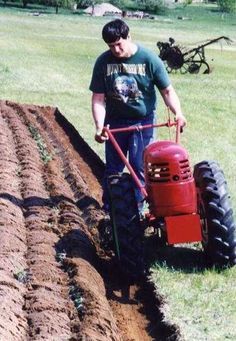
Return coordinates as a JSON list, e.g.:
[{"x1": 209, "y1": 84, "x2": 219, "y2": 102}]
[{"x1": 145, "y1": 233, "x2": 207, "y2": 274}]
